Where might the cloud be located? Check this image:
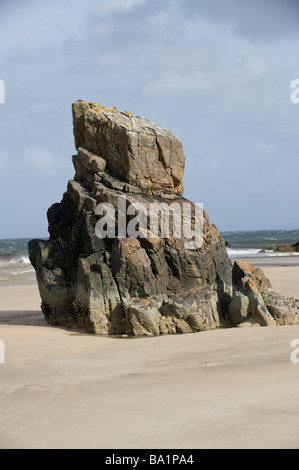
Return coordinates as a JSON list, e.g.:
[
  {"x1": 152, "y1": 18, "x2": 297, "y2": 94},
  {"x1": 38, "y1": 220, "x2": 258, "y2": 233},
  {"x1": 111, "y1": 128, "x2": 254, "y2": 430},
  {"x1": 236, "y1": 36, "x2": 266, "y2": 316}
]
[
  {"x1": 0, "y1": 147, "x2": 71, "y2": 180},
  {"x1": 180, "y1": 0, "x2": 299, "y2": 41},
  {"x1": 0, "y1": 0, "x2": 299, "y2": 235},
  {"x1": 6, "y1": 45, "x2": 56, "y2": 65},
  {"x1": 244, "y1": 53, "x2": 269, "y2": 78},
  {"x1": 0, "y1": 145, "x2": 73, "y2": 237},
  {"x1": 23, "y1": 147, "x2": 66, "y2": 172},
  {"x1": 143, "y1": 71, "x2": 204, "y2": 96},
  {"x1": 95, "y1": 0, "x2": 147, "y2": 13}
]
